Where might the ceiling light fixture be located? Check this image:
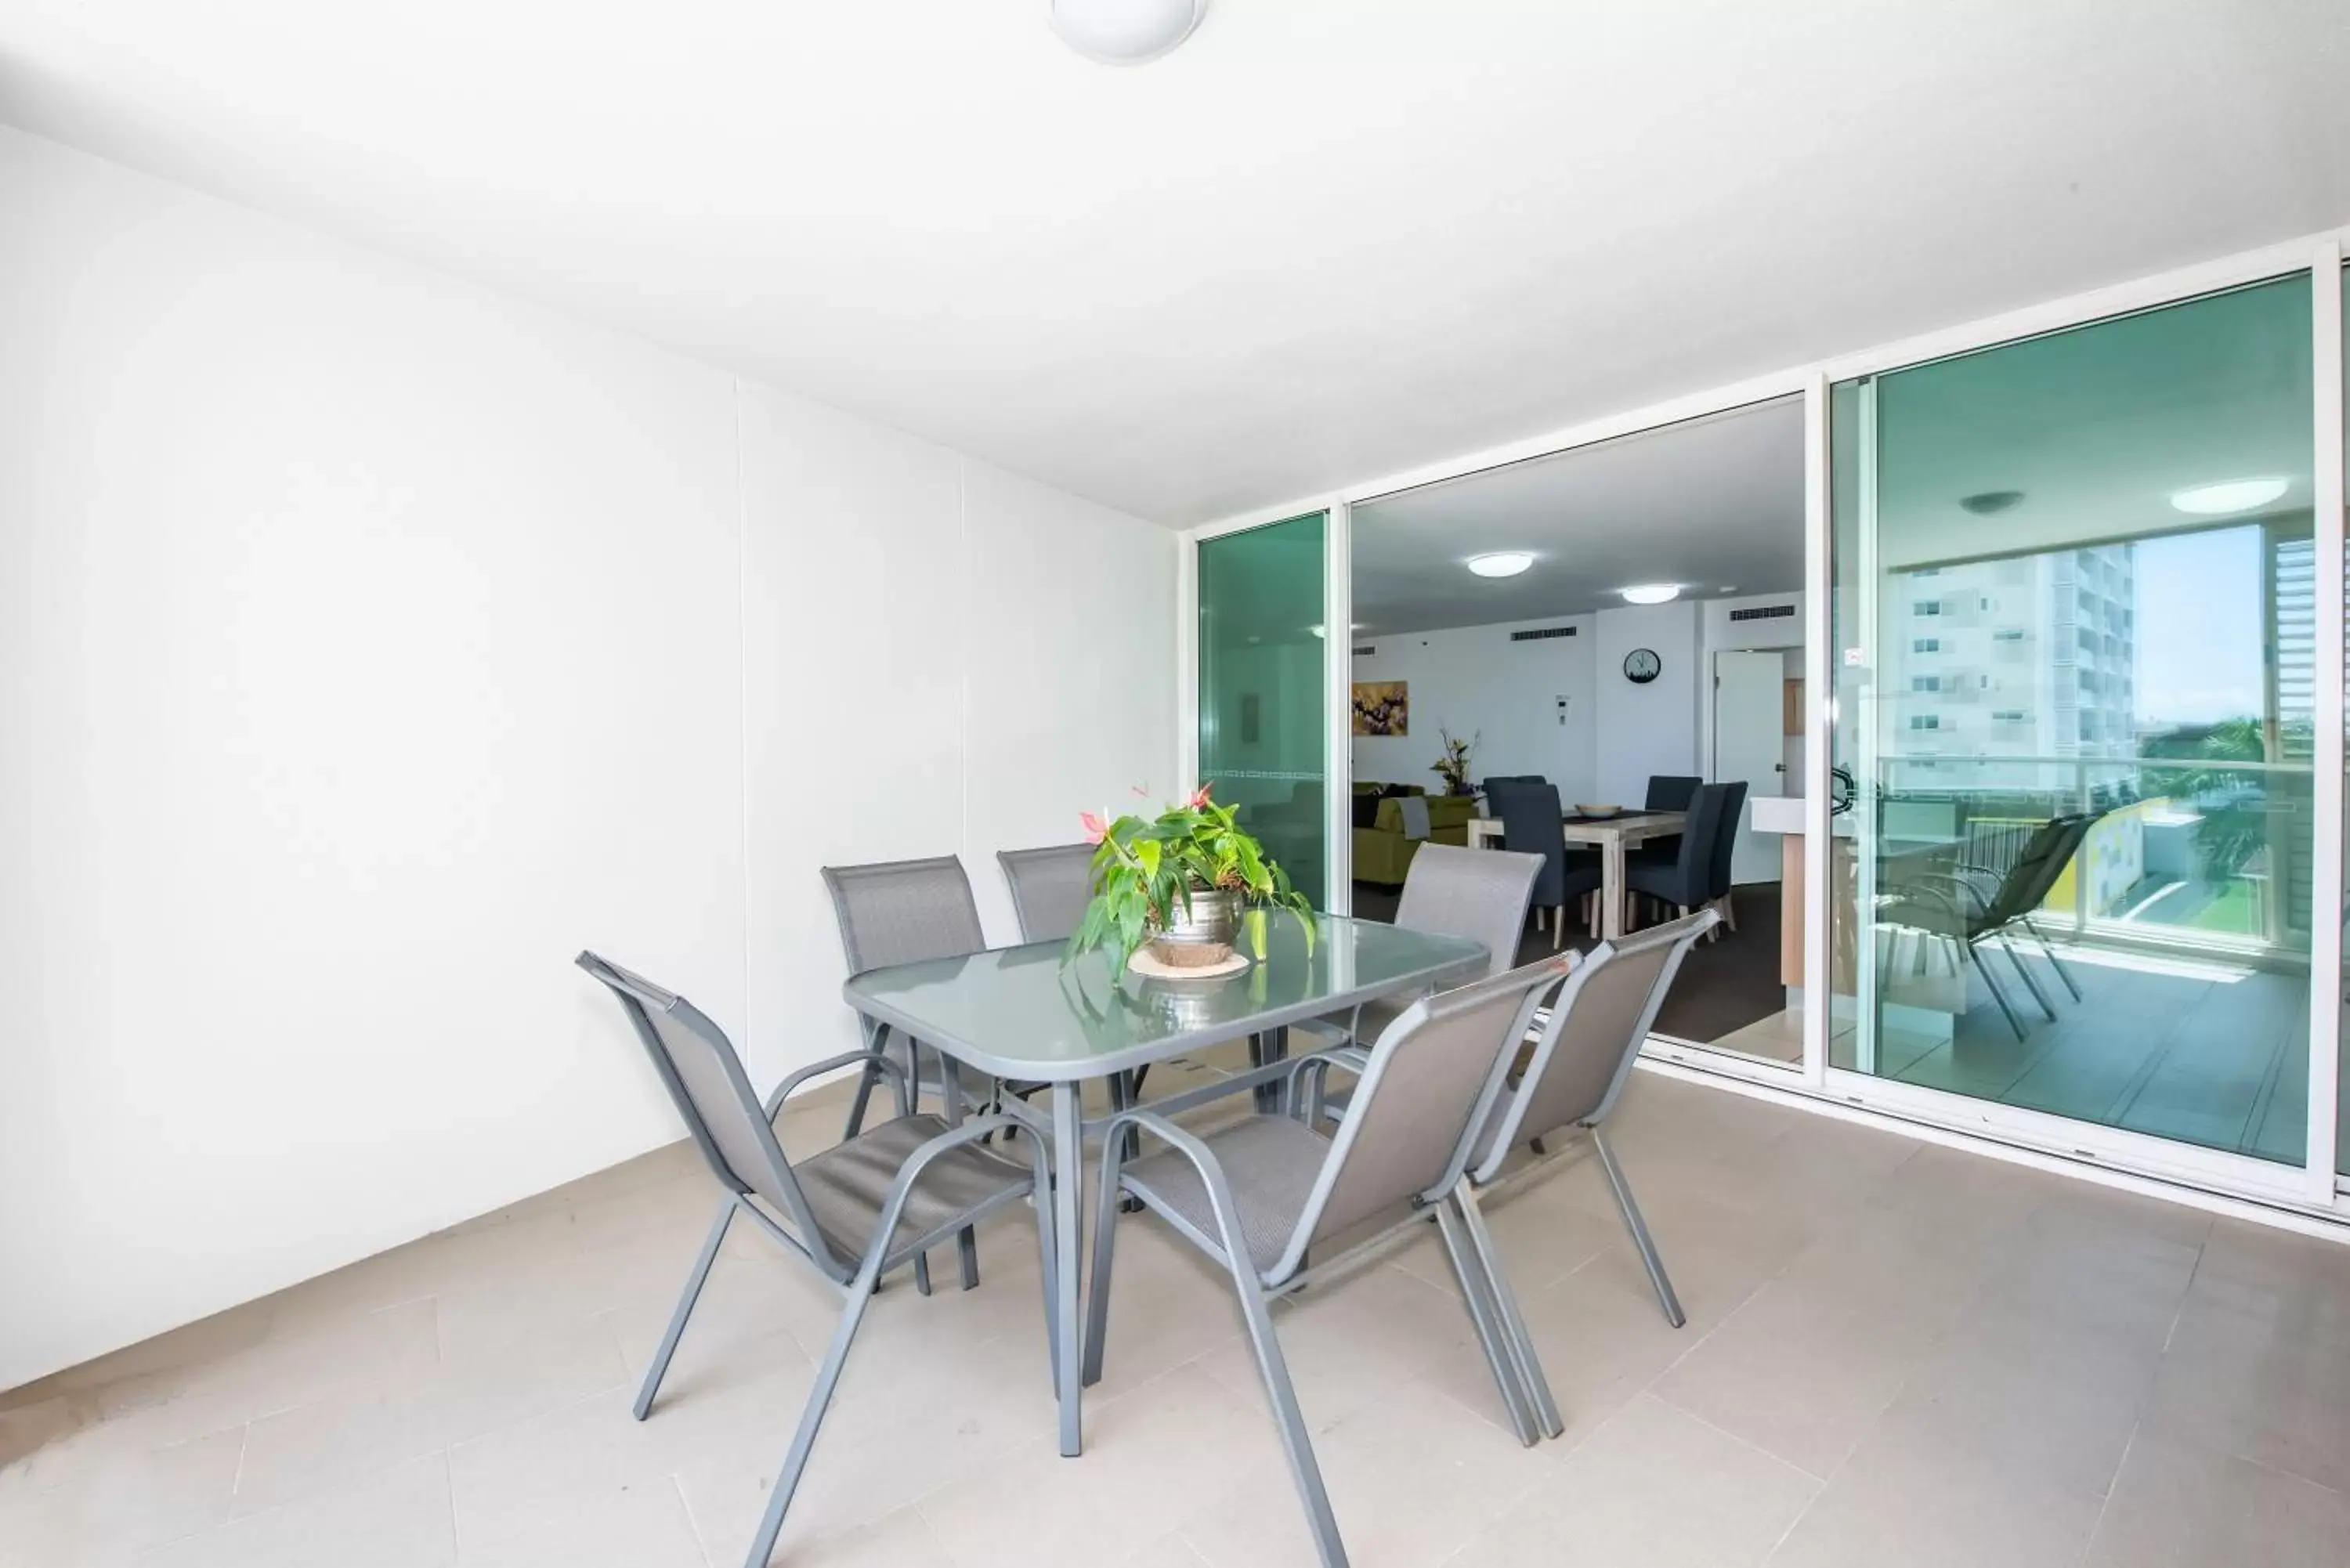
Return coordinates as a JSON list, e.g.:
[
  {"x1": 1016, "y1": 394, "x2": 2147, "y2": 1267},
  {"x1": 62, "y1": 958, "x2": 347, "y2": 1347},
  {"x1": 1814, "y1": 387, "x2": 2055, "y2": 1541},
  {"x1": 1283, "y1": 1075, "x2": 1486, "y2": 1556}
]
[
  {"x1": 2170, "y1": 477, "x2": 2289, "y2": 515},
  {"x1": 1050, "y1": 0, "x2": 1208, "y2": 65},
  {"x1": 1619, "y1": 583, "x2": 1680, "y2": 605},
  {"x1": 1466, "y1": 552, "x2": 1535, "y2": 579}
]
